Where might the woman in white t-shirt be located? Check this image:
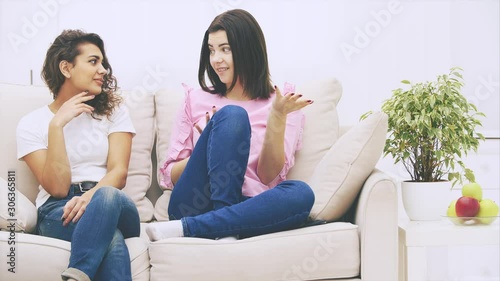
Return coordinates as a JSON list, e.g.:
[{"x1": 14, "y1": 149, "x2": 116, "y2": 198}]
[{"x1": 16, "y1": 29, "x2": 139, "y2": 281}]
